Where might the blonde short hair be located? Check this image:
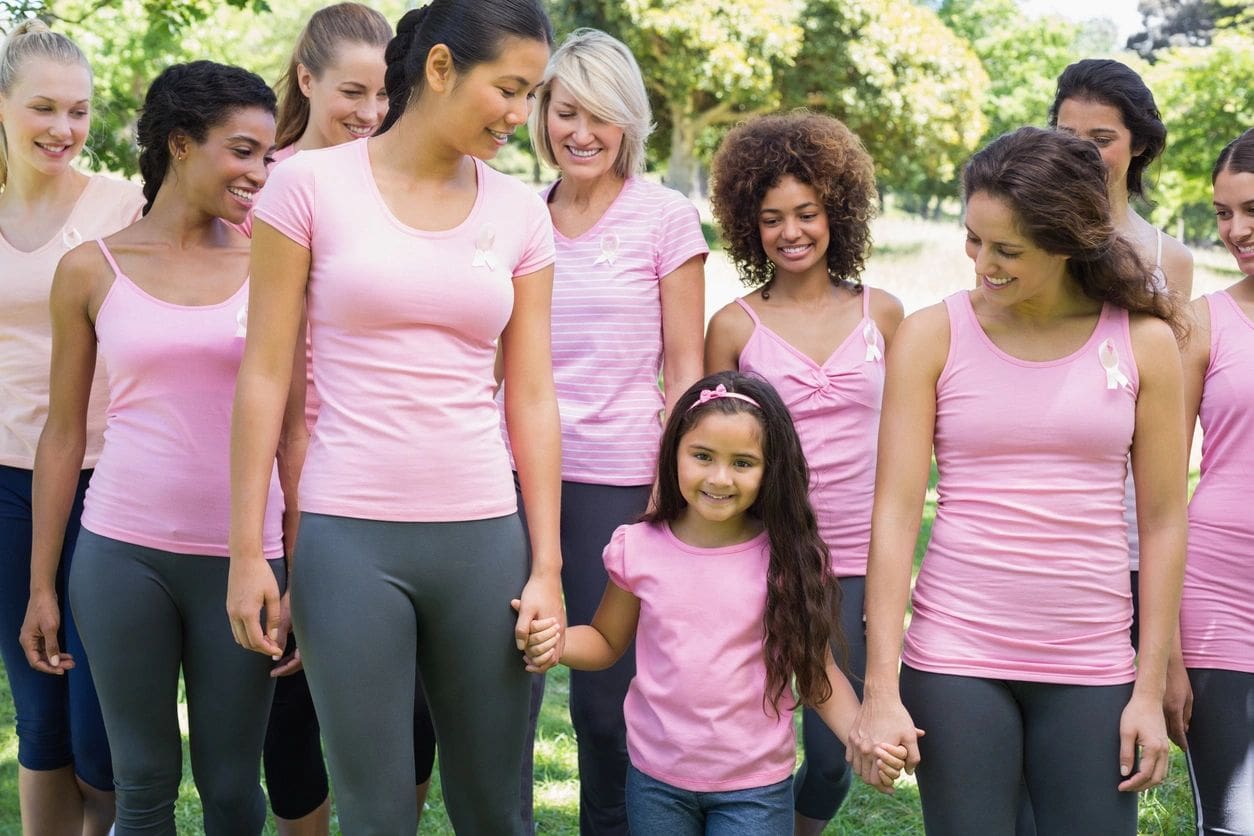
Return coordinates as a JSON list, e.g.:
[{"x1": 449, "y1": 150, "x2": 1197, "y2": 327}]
[{"x1": 530, "y1": 29, "x2": 652, "y2": 180}]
